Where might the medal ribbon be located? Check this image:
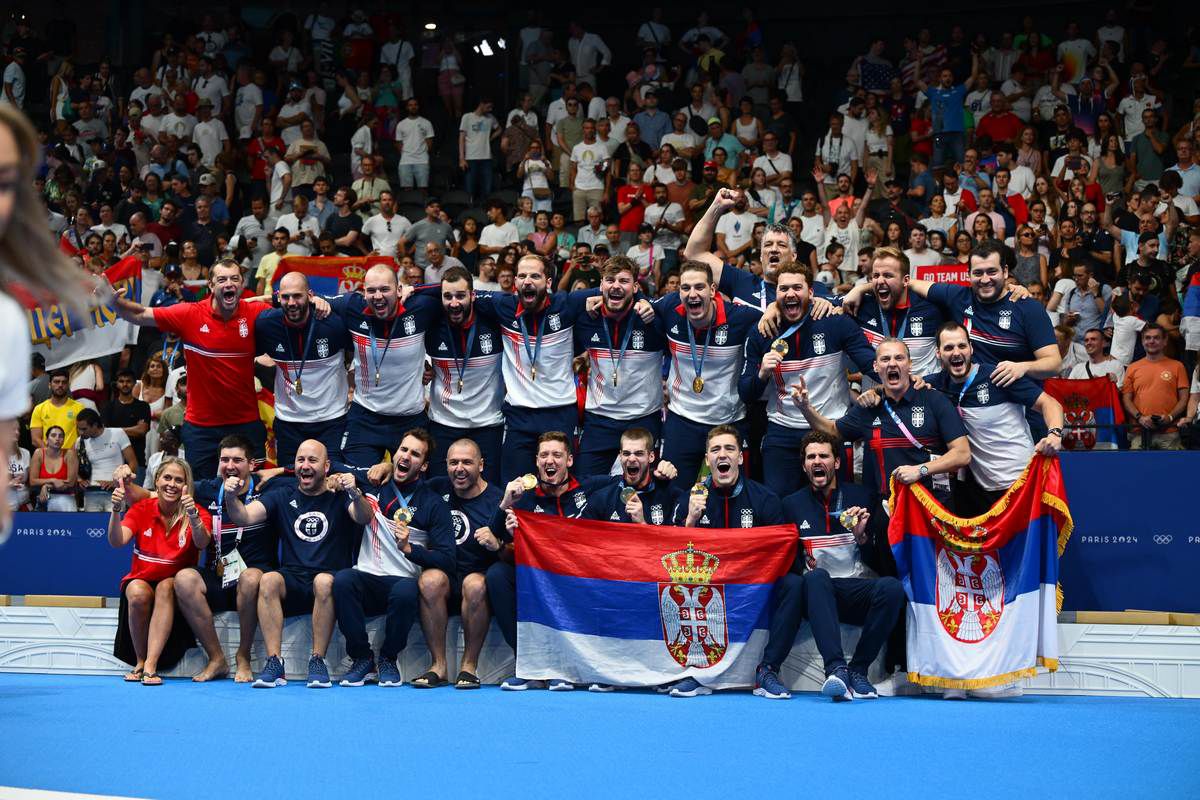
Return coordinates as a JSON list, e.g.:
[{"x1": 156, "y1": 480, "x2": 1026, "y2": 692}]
[
  {"x1": 161, "y1": 338, "x2": 181, "y2": 369},
  {"x1": 516, "y1": 310, "x2": 544, "y2": 379},
  {"x1": 214, "y1": 476, "x2": 253, "y2": 566},
  {"x1": 954, "y1": 364, "x2": 980, "y2": 412},
  {"x1": 367, "y1": 316, "x2": 396, "y2": 386},
  {"x1": 685, "y1": 316, "x2": 715, "y2": 383},
  {"x1": 602, "y1": 313, "x2": 636, "y2": 385},
  {"x1": 446, "y1": 319, "x2": 478, "y2": 393},
  {"x1": 879, "y1": 304, "x2": 909, "y2": 340},
  {"x1": 285, "y1": 313, "x2": 317, "y2": 393}
]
